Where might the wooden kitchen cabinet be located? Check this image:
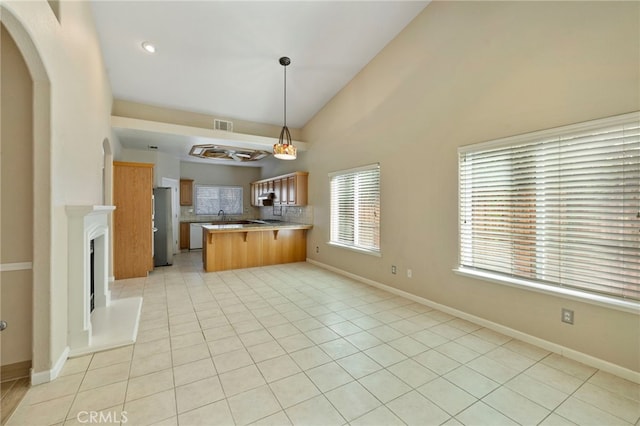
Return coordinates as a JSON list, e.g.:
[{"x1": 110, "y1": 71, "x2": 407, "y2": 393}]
[
  {"x1": 280, "y1": 173, "x2": 307, "y2": 205},
  {"x1": 250, "y1": 183, "x2": 258, "y2": 207},
  {"x1": 180, "y1": 179, "x2": 194, "y2": 206},
  {"x1": 273, "y1": 179, "x2": 282, "y2": 204},
  {"x1": 113, "y1": 161, "x2": 154, "y2": 279},
  {"x1": 281, "y1": 177, "x2": 289, "y2": 203},
  {"x1": 261, "y1": 228, "x2": 307, "y2": 266},
  {"x1": 250, "y1": 171, "x2": 308, "y2": 207},
  {"x1": 203, "y1": 225, "x2": 310, "y2": 272},
  {"x1": 179, "y1": 222, "x2": 190, "y2": 250}
]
